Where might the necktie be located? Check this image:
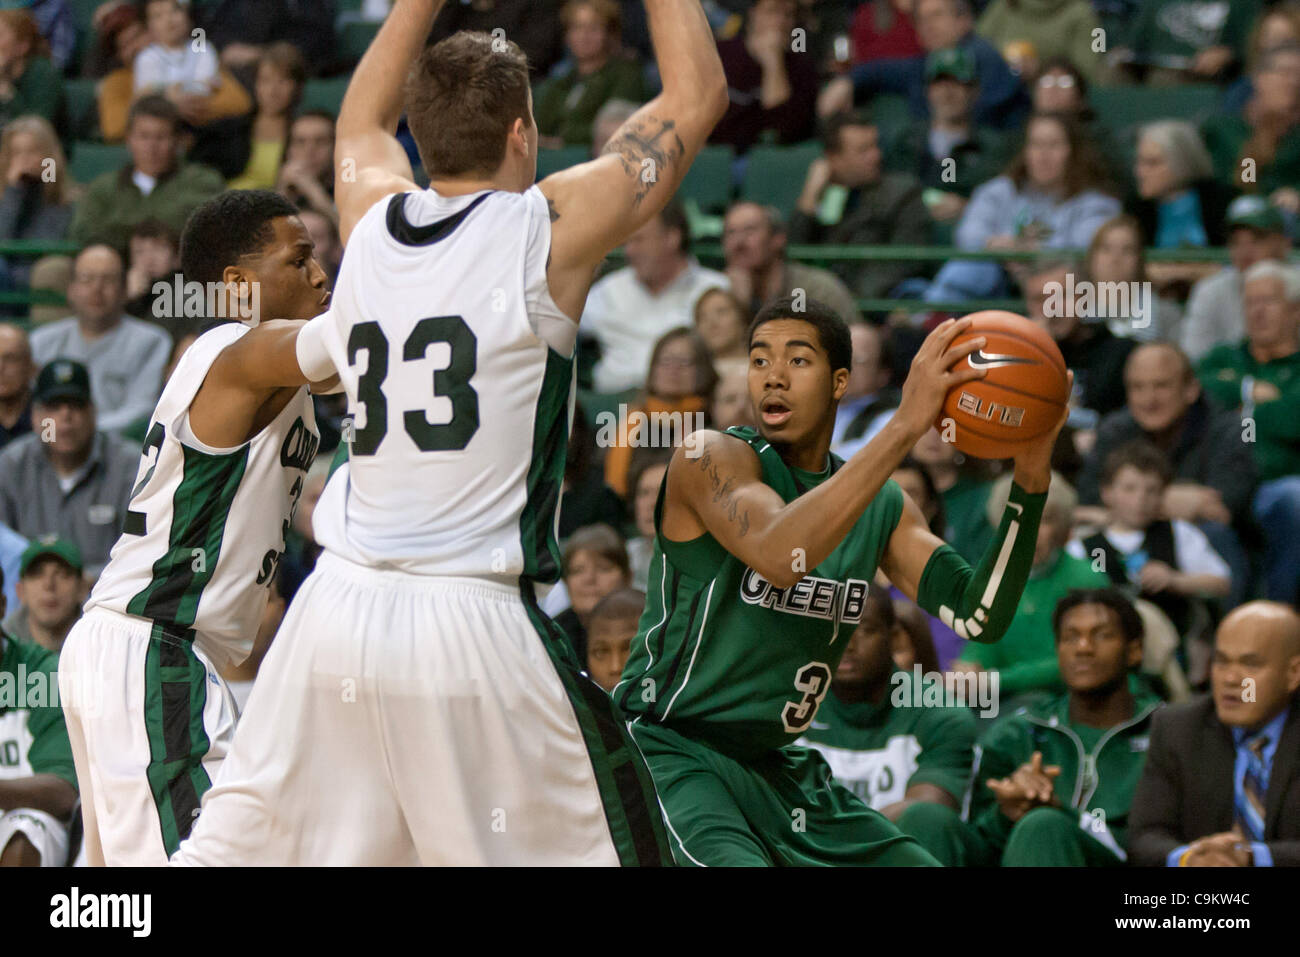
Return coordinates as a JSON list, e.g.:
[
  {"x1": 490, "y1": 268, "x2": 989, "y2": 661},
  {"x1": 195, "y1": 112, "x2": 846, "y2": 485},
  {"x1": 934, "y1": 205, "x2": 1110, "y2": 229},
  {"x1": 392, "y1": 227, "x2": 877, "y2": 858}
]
[{"x1": 1235, "y1": 734, "x2": 1269, "y2": 842}]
